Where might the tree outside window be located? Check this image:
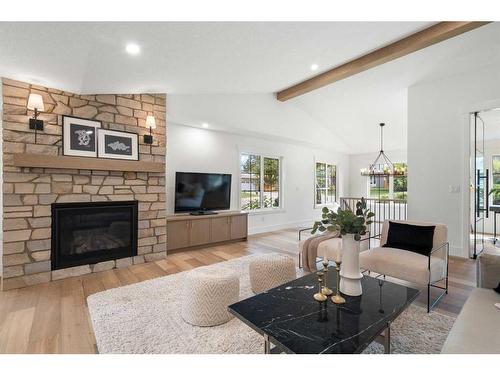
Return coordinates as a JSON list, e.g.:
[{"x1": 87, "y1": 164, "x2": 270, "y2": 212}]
[
  {"x1": 315, "y1": 162, "x2": 336, "y2": 206},
  {"x1": 240, "y1": 153, "x2": 281, "y2": 211},
  {"x1": 393, "y1": 163, "x2": 407, "y2": 200},
  {"x1": 492, "y1": 156, "x2": 500, "y2": 205}
]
